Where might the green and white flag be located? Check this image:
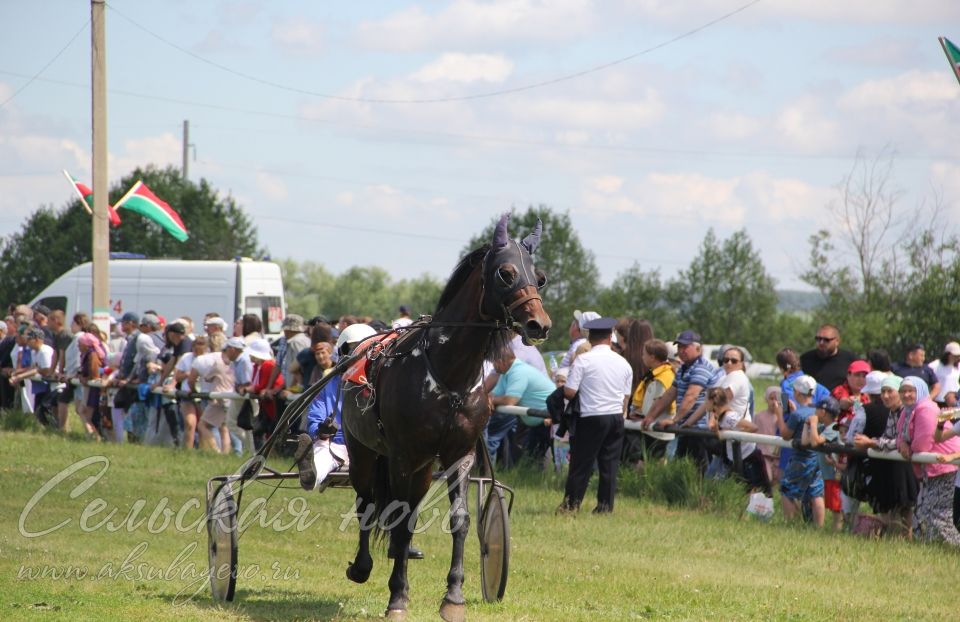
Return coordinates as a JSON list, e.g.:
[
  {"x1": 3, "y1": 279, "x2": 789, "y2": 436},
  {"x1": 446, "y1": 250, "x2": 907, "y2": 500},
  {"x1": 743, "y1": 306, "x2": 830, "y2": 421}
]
[
  {"x1": 939, "y1": 36, "x2": 960, "y2": 86},
  {"x1": 115, "y1": 180, "x2": 189, "y2": 242}
]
